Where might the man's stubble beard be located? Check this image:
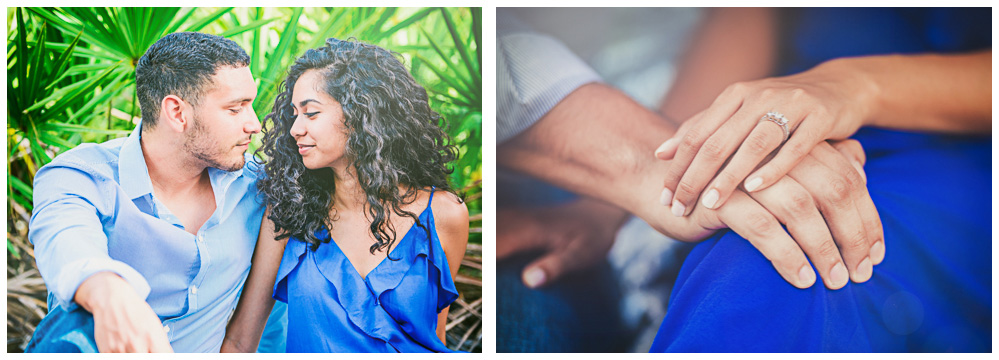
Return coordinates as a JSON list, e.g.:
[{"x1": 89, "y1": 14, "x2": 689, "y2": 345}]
[{"x1": 184, "y1": 113, "x2": 246, "y2": 172}]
